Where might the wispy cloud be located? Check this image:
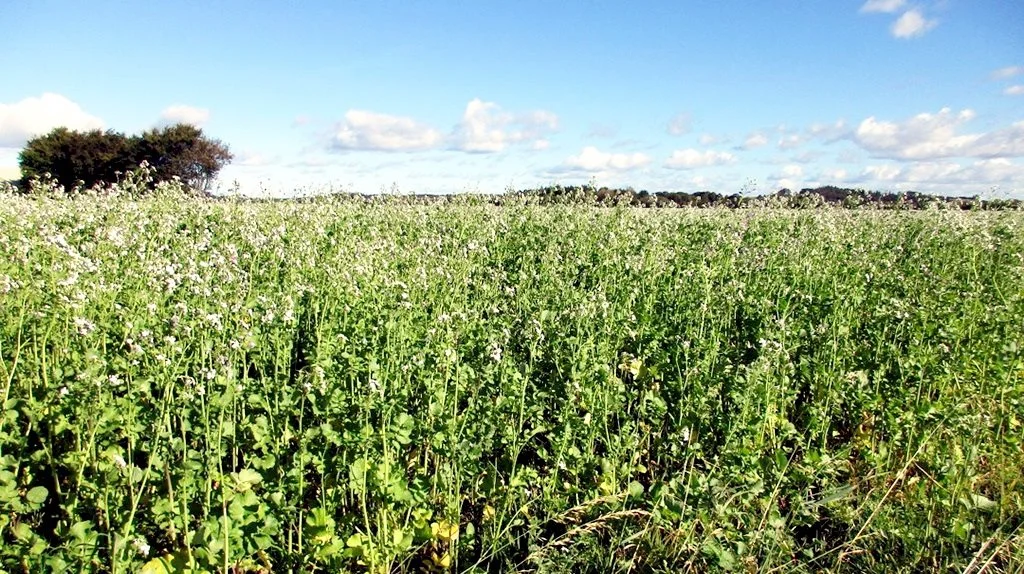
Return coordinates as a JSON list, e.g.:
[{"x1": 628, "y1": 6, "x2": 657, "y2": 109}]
[
  {"x1": 1003, "y1": 85, "x2": 1024, "y2": 96},
  {"x1": 991, "y1": 66, "x2": 1024, "y2": 80},
  {"x1": 667, "y1": 113, "x2": 692, "y2": 136},
  {"x1": 664, "y1": 148, "x2": 736, "y2": 169},
  {"x1": 738, "y1": 132, "x2": 768, "y2": 150},
  {"x1": 859, "y1": 0, "x2": 906, "y2": 14}
]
